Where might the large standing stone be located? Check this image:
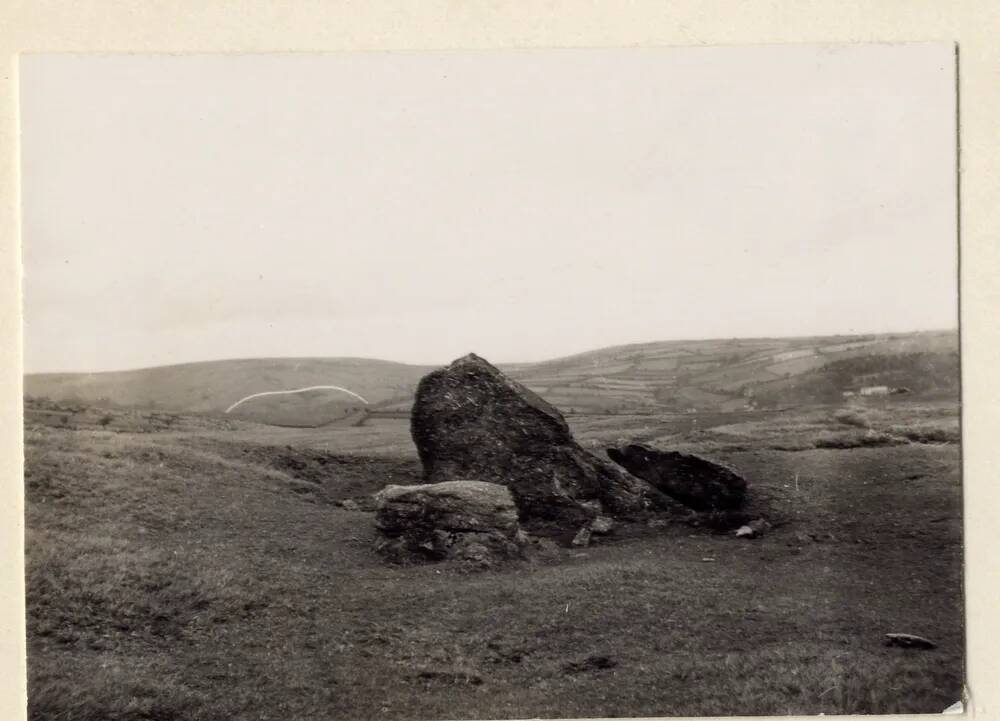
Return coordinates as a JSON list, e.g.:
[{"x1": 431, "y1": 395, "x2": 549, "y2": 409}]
[
  {"x1": 606, "y1": 443, "x2": 748, "y2": 511},
  {"x1": 410, "y1": 354, "x2": 671, "y2": 537},
  {"x1": 374, "y1": 481, "x2": 523, "y2": 565}
]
